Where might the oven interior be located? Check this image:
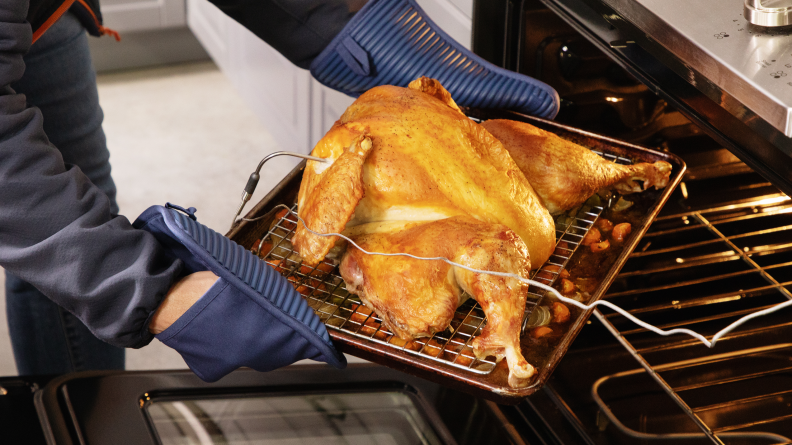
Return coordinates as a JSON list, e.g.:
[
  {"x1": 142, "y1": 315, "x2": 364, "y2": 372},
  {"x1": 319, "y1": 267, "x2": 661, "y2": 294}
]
[{"x1": 468, "y1": 0, "x2": 792, "y2": 443}]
